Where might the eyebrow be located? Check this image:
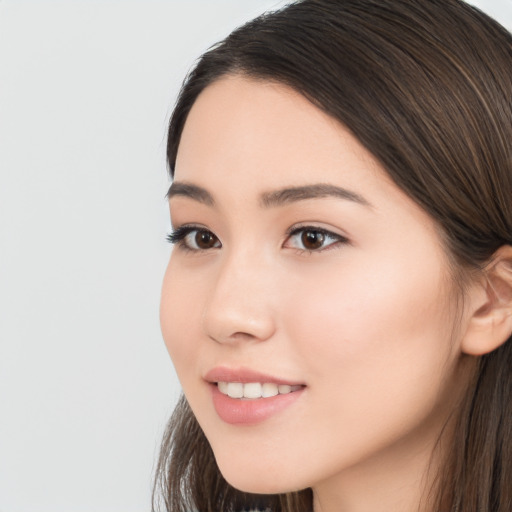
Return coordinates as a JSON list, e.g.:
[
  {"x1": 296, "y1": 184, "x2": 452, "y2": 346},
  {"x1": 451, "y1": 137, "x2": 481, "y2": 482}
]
[
  {"x1": 167, "y1": 182, "x2": 215, "y2": 206},
  {"x1": 260, "y1": 183, "x2": 372, "y2": 208},
  {"x1": 167, "y1": 181, "x2": 372, "y2": 209}
]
